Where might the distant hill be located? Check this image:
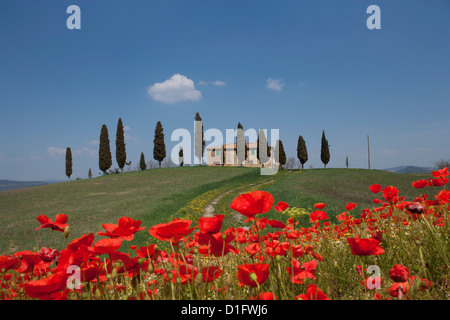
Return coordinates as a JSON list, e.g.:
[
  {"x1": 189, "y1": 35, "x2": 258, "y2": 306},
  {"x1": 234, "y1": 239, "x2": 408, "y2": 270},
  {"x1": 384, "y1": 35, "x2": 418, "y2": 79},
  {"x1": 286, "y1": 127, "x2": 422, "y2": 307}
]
[
  {"x1": 0, "y1": 180, "x2": 49, "y2": 192},
  {"x1": 383, "y1": 166, "x2": 436, "y2": 174}
]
